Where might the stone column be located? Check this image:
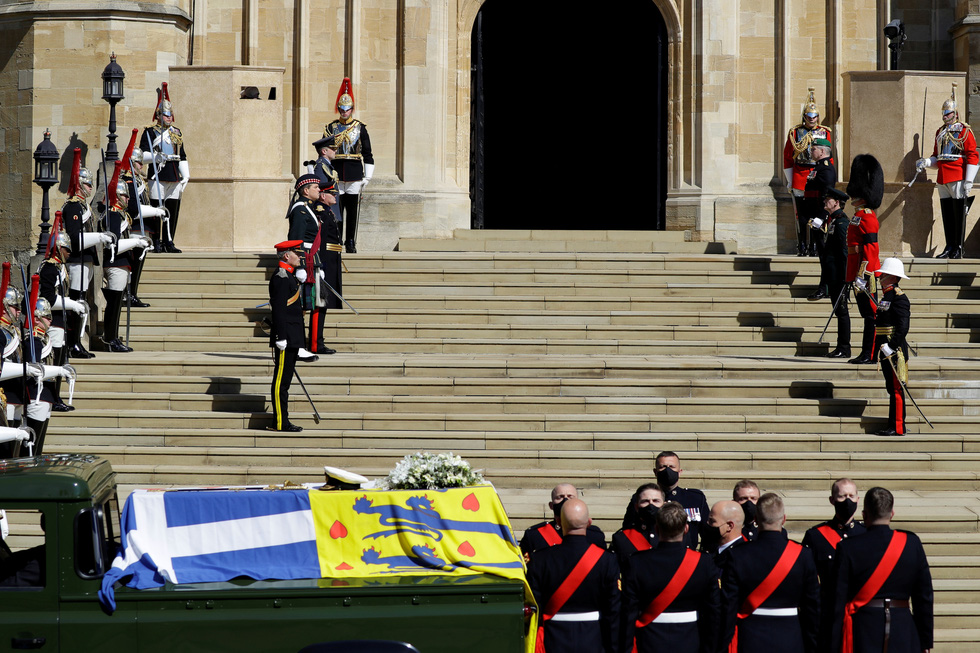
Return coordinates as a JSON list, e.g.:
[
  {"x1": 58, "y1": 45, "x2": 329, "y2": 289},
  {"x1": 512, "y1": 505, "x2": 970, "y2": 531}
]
[{"x1": 951, "y1": 0, "x2": 980, "y2": 125}]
